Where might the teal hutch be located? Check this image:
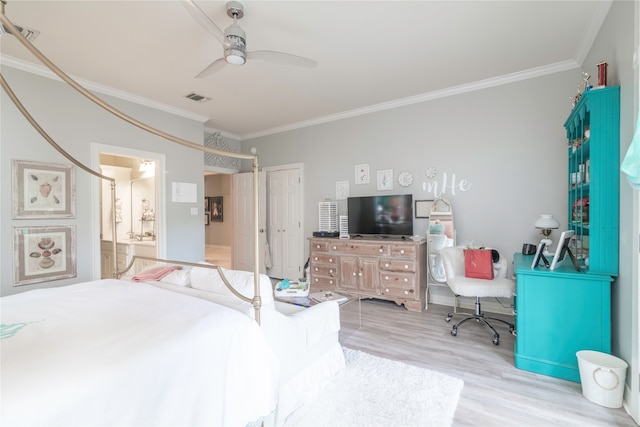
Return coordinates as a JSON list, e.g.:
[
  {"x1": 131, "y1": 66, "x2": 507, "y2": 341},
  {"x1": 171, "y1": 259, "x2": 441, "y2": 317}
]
[{"x1": 514, "y1": 86, "x2": 619, "y2": 382}]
